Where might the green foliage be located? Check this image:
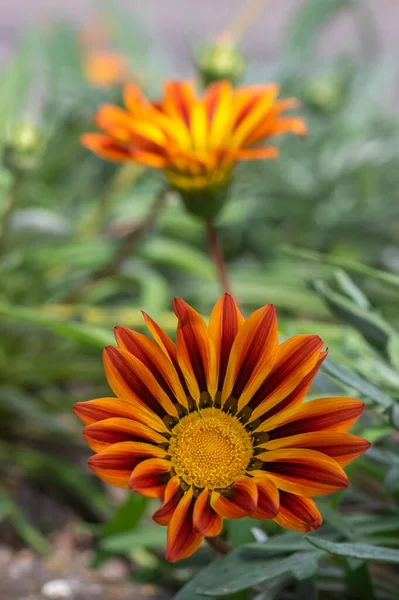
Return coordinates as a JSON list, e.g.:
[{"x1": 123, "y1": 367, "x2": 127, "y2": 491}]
[{"x1": 0, "y1": 0, "x2": 399, "y2": 598}]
